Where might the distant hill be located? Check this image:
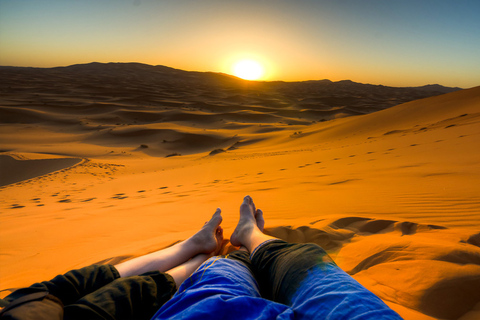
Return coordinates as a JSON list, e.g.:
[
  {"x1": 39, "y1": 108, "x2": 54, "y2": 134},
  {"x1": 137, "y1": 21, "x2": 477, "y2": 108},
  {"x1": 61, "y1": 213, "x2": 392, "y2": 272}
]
[
  {"x1": 0, "y1": 62, "x2": 463, "y2": 121},
  {"x1": 1, "y1": 62, "x2": 461, "y2": 93}
]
